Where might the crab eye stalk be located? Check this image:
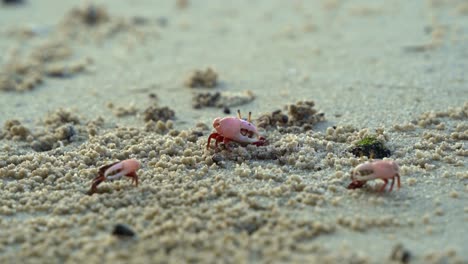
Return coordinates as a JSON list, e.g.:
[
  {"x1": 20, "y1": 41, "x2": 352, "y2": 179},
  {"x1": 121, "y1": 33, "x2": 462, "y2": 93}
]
[
  {"x1": 237, "y1": 109, "x2": 242, "y2": 119},
  {"x1": 248, "y1": 112, "x2": 252, "y2": 122}
]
